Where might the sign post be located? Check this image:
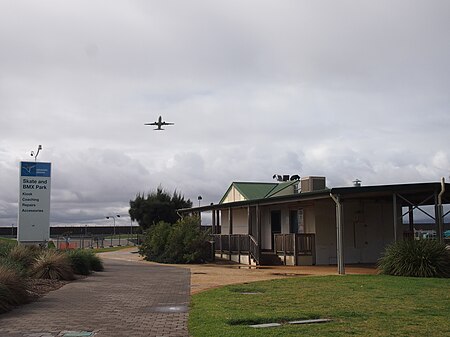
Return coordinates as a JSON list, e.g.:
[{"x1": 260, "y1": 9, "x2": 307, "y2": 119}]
[{"x1": 17, "y1": 161, "x2": 52, "y2": 243}]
